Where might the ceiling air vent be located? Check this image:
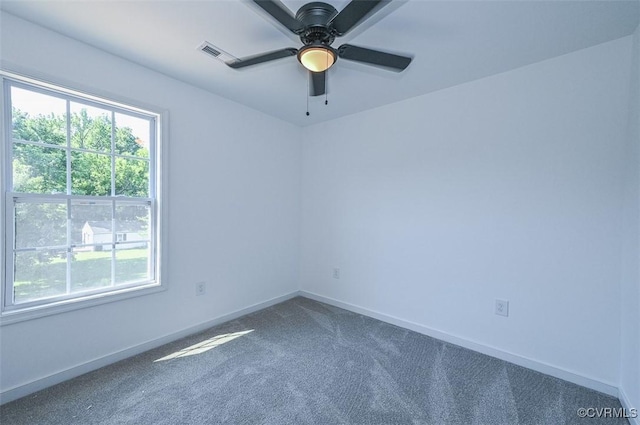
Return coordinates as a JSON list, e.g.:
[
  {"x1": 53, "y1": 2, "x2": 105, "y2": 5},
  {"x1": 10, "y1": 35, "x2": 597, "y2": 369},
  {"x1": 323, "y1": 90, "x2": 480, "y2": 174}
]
[
  {"x1": 198, "y1": 42, "x2": 236, "y2": 63},
  {"x1": 202, "y1": 45, "x2": 220, "y2": 57}
]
